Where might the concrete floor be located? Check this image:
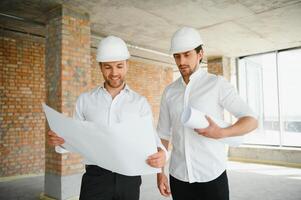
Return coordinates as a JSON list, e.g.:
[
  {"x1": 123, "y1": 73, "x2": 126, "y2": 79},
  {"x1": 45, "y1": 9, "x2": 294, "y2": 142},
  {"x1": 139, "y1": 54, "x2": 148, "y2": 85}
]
[{"x1": 1, "y1": 161, "x2": 301, "y2": 200}]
